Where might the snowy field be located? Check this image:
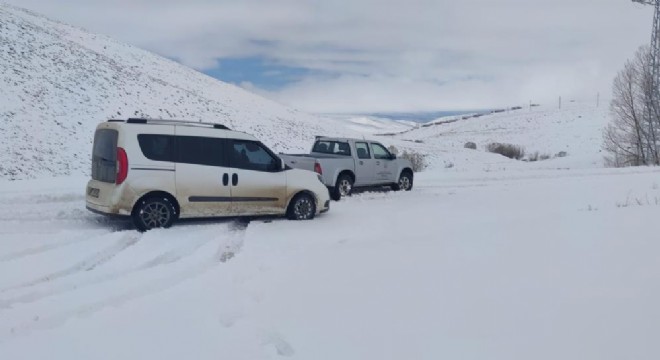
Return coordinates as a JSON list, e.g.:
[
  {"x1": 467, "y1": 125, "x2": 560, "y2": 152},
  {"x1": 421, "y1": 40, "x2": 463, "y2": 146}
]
[{"x1": 2, "y1": 166, "x2": 660, "y2": 360}]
